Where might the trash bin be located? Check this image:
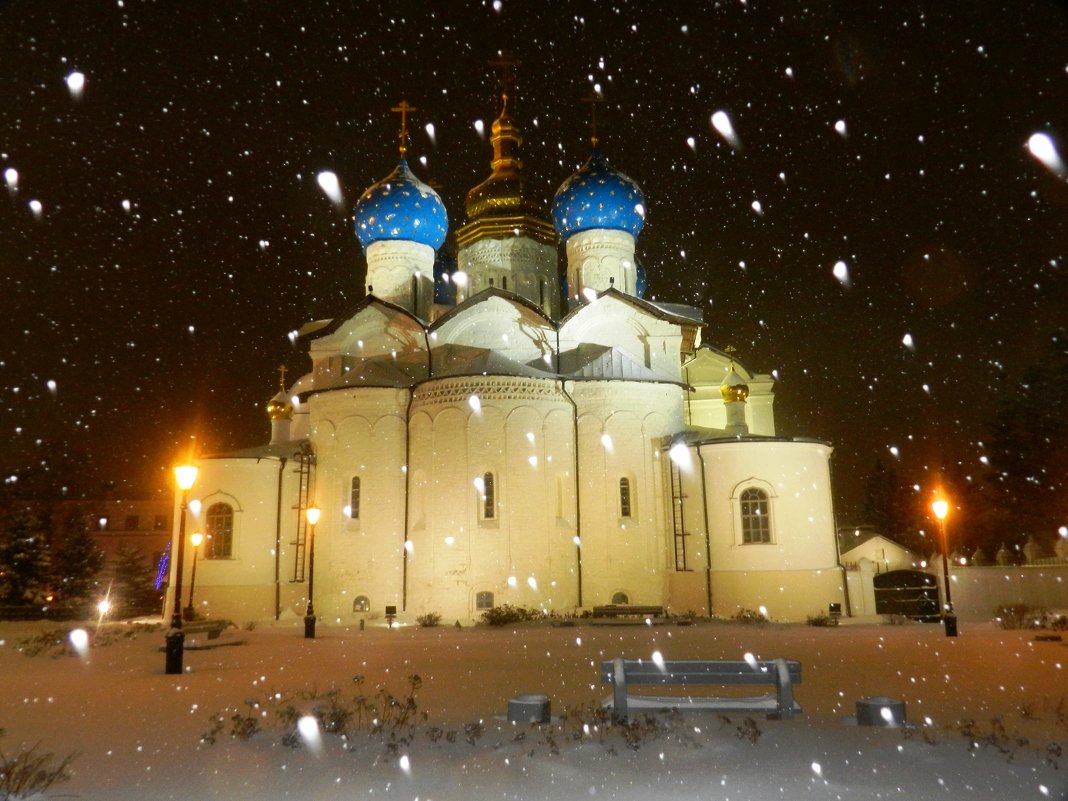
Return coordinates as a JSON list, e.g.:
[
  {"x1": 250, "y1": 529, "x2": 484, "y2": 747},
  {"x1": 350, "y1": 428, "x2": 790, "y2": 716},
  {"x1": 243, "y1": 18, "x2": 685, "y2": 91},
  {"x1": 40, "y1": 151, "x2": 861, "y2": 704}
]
[{"x1": 943, "y1": 614, "x2": 958, "y2": 637}]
